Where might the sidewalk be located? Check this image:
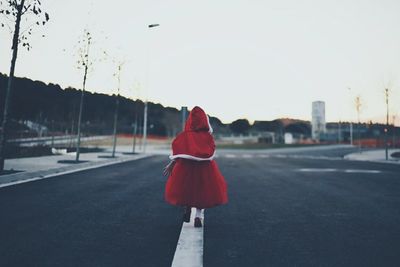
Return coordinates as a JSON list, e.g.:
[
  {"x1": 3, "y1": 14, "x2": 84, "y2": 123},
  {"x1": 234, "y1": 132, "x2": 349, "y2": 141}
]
[
  {"x1": 0, "y1": 146, "x2": 154, "y2": 188},
  {"x1": 344, "y1": 149, "x2": 400, "y2": 164}
]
